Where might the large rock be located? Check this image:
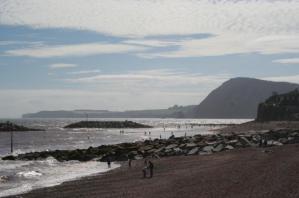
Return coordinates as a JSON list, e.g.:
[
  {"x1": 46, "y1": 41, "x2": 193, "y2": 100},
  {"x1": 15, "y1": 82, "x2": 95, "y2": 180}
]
[
  {"x1": 213, "y1": 144, "x2": 224, "y2": 152},
  {"x1": 267, "y1": 140, "x2": 283, "y2": 146},
  {"x1": 165, "y1": 144, "x2": 178, "y2": 150},
  {"x1": 64, "y1": 120, "x2": 152, "y2": 129},
  {"x1": 185, "y1": 143, "x2": 197, "y2": 148},
  {"x1": 202, "y1": 146, "x2": 214, "y2": 152},
  {"x1": 0, "y1": 122, "x2": 43, "y2": 132},
  {"x1": 225, "y1": 145, "x2": 234, "y2": 150},
  {"x1": 188, "y1": 147, "x2": 199, "y2": 155}
]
